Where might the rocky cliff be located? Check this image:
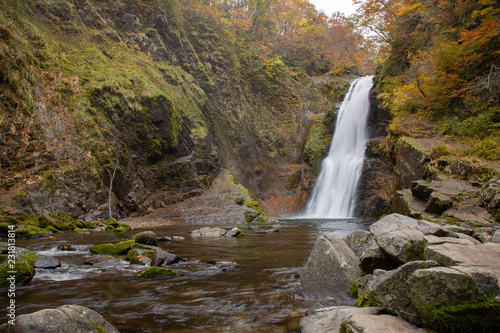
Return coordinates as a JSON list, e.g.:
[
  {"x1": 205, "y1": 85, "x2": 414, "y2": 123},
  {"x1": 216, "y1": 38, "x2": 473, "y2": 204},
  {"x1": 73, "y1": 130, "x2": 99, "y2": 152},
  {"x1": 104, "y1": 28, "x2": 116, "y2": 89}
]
[{"x1": 0, "y1": 0, "x2": 357, "y2": 223}]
